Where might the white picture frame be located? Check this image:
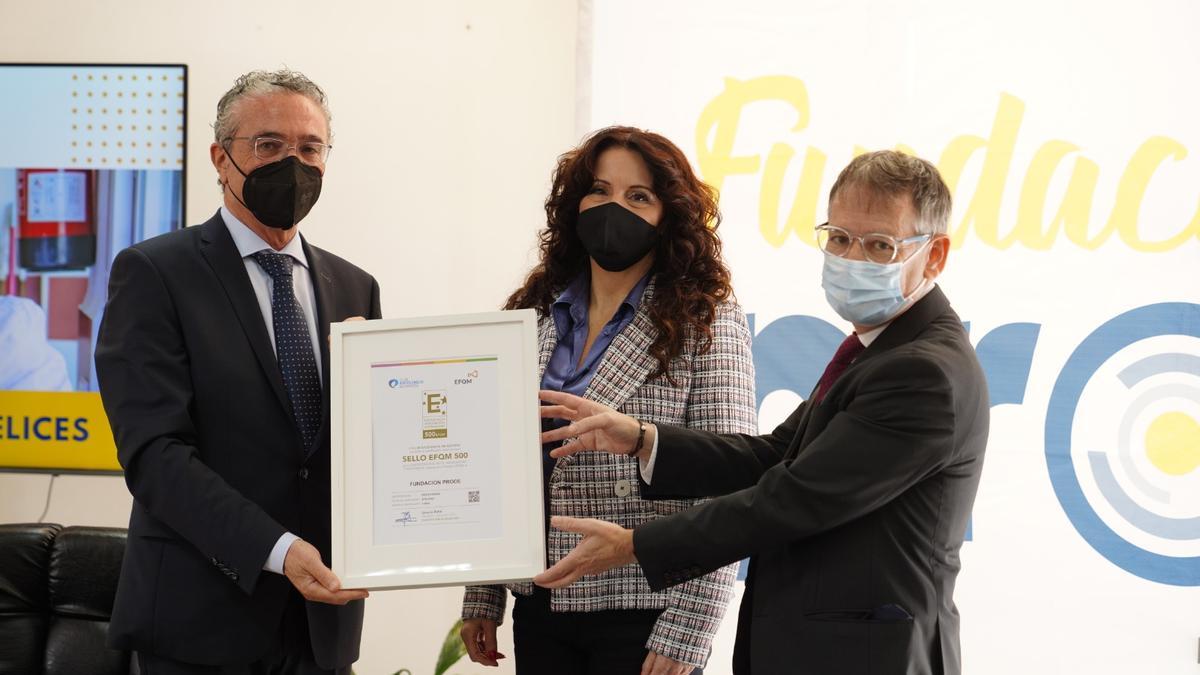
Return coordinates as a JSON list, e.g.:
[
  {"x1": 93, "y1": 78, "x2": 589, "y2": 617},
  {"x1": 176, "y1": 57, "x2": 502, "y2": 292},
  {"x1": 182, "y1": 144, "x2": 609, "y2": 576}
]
[{"x1": 330, "y1": 309, "x2": 544, "y2": 590}]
